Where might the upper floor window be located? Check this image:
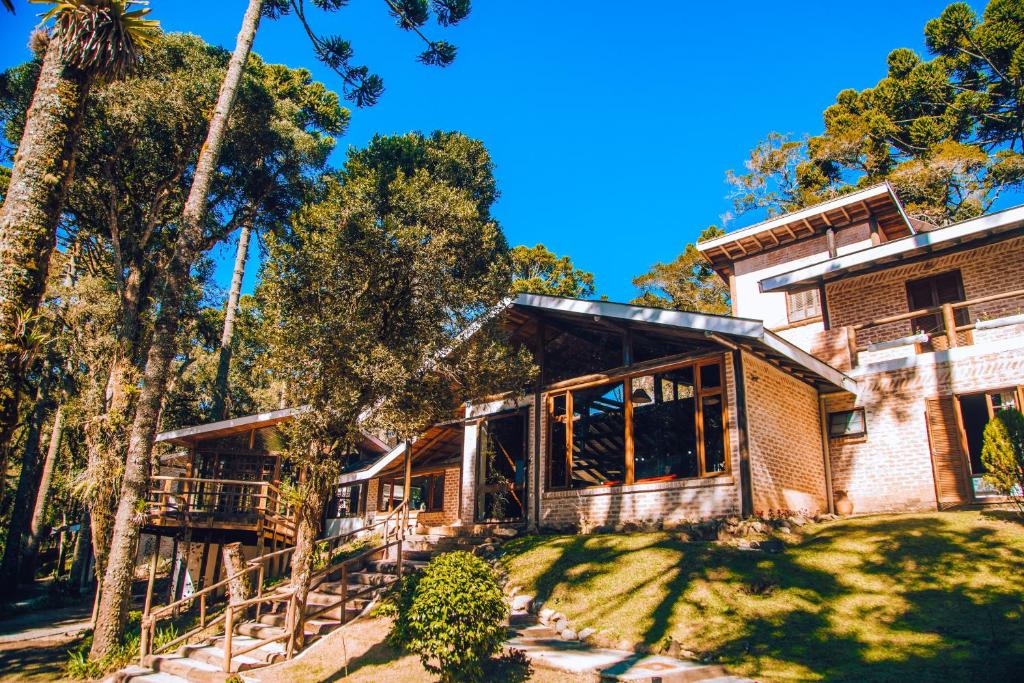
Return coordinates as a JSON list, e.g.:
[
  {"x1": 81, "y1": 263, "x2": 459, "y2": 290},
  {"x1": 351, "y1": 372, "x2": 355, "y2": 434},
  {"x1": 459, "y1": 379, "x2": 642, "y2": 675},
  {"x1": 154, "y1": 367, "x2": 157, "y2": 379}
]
[
  {"x1": 786, "y1": 288, "x2": 822, "y2": 323},
  {"x1": 906, "y1": 270, "x2": 968, "y2": 337}
]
